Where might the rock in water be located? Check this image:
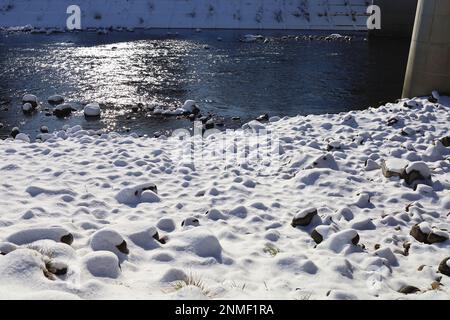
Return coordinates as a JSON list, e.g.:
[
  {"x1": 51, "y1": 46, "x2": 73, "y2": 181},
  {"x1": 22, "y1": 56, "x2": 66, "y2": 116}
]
[
  {"x1": 404, "y1": 162, "x2": 432, "y2": 187},
  {"x1": 22, "y1": 103, "x2": 33, "y2": 113},
  {"x1": 22, "y1": 94, "x2": 38, "y2": 108},
  {"x1": 256, "y1": 113, "x2": 269, "y2": 122},
  {"x1": 84, "y1": 103, "x2": 101, "y2": 117},
  {"x1": 181, "y1": 100, "x2": 200, "y2": 114},
  {"x1": 311, "y1": 229, "x2": 324, "y2": 244},
  {"x1": 90, "y1": 228, "x2": 129, "y2": 255},
  {"x1": 48, "y1": 95, "x2": 65, "y2": 105},
  {"x1": 381, "y1": 159, "x2": 408, "y2": 178},
  {"x1": 292, "y1": 208, "x2": 317, "y2": 227},
  {"x1": 53, "y1": 104, "x2": 72, "y2": 118},
  {"x1": 10, "y1": 127, "x2": 20, "y2": 138},
  {"x1": 204, "y1": 119, "x2": 215, "y2": 130},
  {"x1": 438, "y1": 257, "x2": 450, "y2": 277}
]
